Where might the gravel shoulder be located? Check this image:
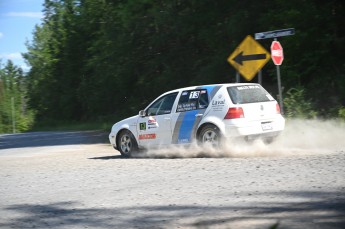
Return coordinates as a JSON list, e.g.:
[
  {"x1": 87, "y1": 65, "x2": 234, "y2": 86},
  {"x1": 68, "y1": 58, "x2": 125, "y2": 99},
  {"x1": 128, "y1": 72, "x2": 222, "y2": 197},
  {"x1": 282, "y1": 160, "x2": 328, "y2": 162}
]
[{"x1": 0, "y1": 130, "x2": 345, "y2": 229}]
